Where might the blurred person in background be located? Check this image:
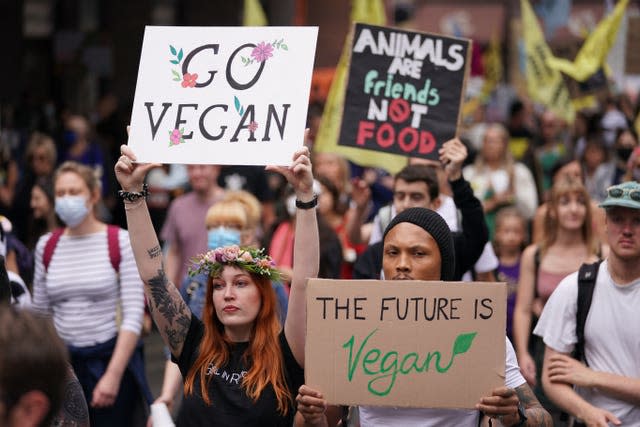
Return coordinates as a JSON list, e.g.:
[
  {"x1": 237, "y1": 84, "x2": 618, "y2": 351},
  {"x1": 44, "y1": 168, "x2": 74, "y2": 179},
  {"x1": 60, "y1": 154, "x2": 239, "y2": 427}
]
[
  {"x1": 532, "y1": 158, "x2": 607, "y2": 245},
  {"x1": 580, "y1": 135, "x2": 615, "y2": 203},
  {"x1": 0, "y1": 138, "x2": 18, "y2": 218},
  {"x1": 463, "y1": 123, "x2": 538, "y2": 238},
  {"x1": 267, "y1": 181, "x2": 342, "y2": 282},
  {"x1": 0, "y1": 305, "x2": 70, "y2": 427},
  {"x1": 27, "y1": 177, "x2": 60, "y2": 251},
  {"x1": 493, "y1": 207, "x2": 529, "y2": 341},
  {"x1": 11, "y1": 132, "x2": 57, "y2": 245},
  {"x1": 161, "y1": 164, "x2": 225, "y2": 287},
  {"x1": 612, "y1": 128, "x2": 638, "y2": 184},
  {"x1": 534, "y1": 111, "x2": 567, "y2": 197},
  {"x1": 316, "y1": 175, "x2": 365, "y2": 279}
]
